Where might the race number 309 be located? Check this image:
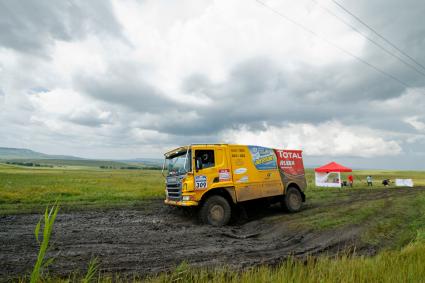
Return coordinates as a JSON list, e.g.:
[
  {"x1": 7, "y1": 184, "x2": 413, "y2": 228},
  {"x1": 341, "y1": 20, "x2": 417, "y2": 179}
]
[{"x1": 195, "y1": 175, "x2": 207, "y2": 189}]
